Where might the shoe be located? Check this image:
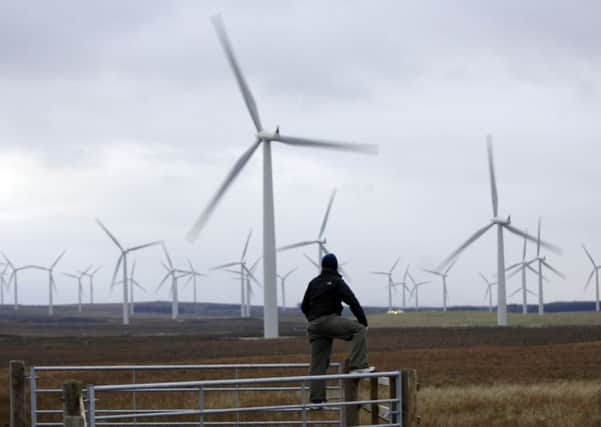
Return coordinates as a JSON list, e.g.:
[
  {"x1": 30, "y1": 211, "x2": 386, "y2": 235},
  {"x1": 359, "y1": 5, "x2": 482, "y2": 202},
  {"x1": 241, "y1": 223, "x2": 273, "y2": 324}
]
[{"x1": 349, "y1": 366, "x2": 376, "y2": 374}]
